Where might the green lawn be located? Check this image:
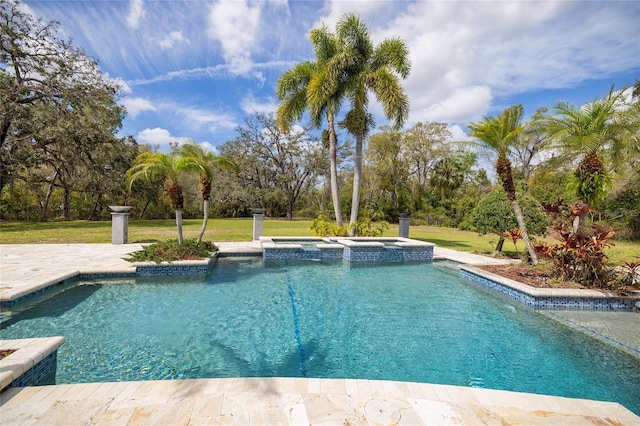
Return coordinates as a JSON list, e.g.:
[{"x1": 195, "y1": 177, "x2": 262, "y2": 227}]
[{"x1": 1, "y1": 218, "x2": 638, "y2": 264}]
